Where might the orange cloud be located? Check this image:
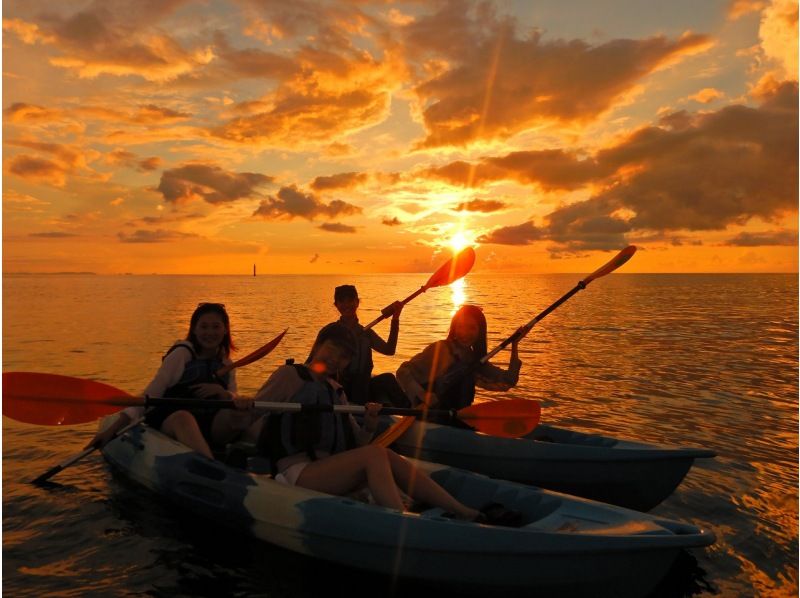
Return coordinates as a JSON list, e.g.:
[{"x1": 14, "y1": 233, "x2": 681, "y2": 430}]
[
  {"x1": 728, "y1": 0, "x2": 768, "y2": 19},
  {"x1": 688, "y1": 87, "x2": 725, "y2": 103},
  {"x1": 157, "y1": 163, "x2": 274, "y2": 204},
  {"x1": 212, "y1": 88, "x2": 392, "y2": 148},
  {"x1": 253, "y1": 185, "x2": 362, "y2": 221},
  {"x1": 403, "y1": 2, "x2": 713, "y2": 147},
  {"x1": 759, "y1": 0, "x2": 798, "y2": 80},
  {"x1": 4, "y1": 103, "x2": 64, "y2": 123},
  {"x1": 455, "y1": 199, "x2": 507, "y2": 212},
  {"x1": 311, "y1": 171, "x2": 369, "y2": 191}
]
